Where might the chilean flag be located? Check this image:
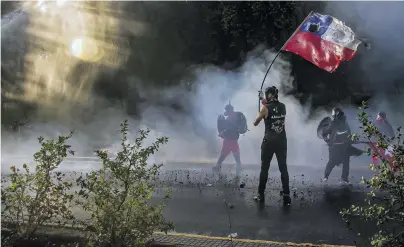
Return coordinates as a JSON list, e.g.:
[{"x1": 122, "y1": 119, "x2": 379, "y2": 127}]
[{"x1": 283, "y1": 13, "x2": 362, "y2": 72}]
